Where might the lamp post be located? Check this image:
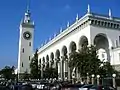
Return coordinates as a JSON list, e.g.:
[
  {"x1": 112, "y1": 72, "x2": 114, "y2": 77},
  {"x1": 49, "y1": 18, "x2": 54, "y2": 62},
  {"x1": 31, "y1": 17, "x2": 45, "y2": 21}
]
[
  {"x1": 87, "y1": 73, "x2": 89, "y2": 84},
  {"x1": 97, "y1": 75, "x2": 100, "y2": 85},
  {"x1": 112, "y1": 74, "x2": 116, "y2": 89},
  {"x1": 72, "y1": 73, "x2": 75, "y2": 84},
  {"x1": 91, "y1": 74, "x2": 95, "y2": 84}
]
